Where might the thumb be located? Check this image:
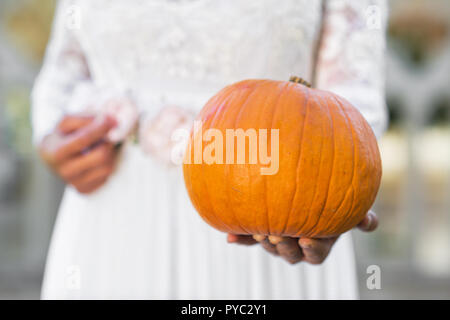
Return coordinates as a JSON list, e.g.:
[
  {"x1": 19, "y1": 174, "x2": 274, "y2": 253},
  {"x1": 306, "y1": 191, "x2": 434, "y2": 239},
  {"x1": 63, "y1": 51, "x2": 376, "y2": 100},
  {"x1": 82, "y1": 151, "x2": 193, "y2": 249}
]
[
  {"x1": 53, "y1": 115, "x2": 117, "y2": 163},
  {"x1": 58, "y1": 114, "x2": 96, "y2": 134},
  {"x1": 357, "y1": 210, "x2": 378, "y2": 232}
]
